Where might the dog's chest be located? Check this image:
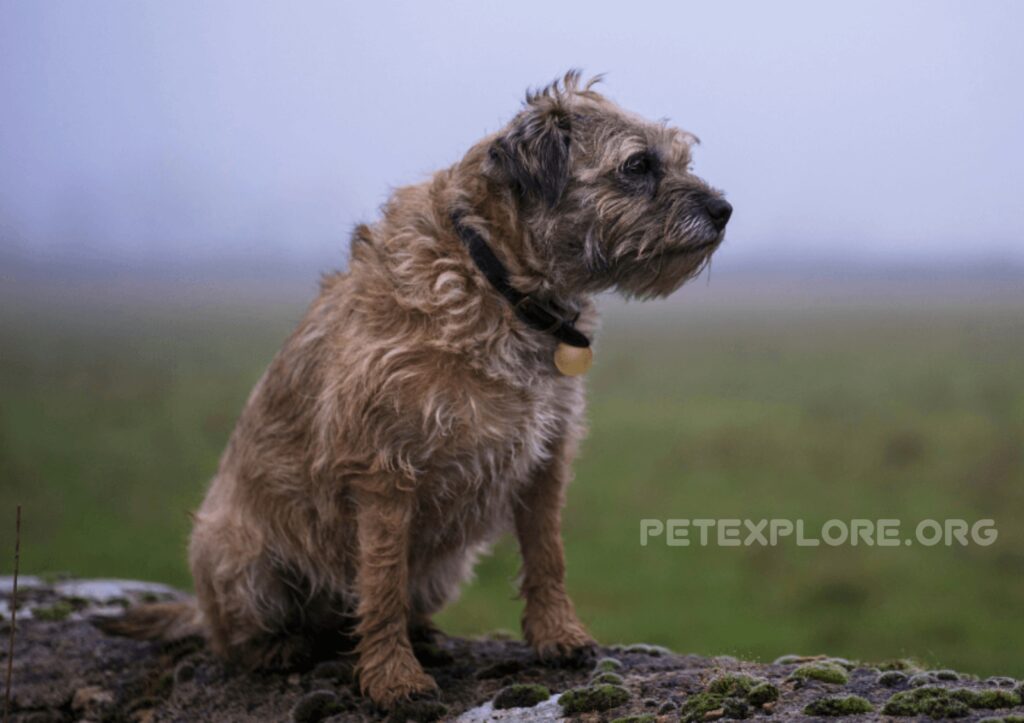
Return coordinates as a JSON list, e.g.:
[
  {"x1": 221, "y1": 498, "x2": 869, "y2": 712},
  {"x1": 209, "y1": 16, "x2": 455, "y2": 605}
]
[{"x1": 413, "y1": 372, "x2": 582, "y2": 545}]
